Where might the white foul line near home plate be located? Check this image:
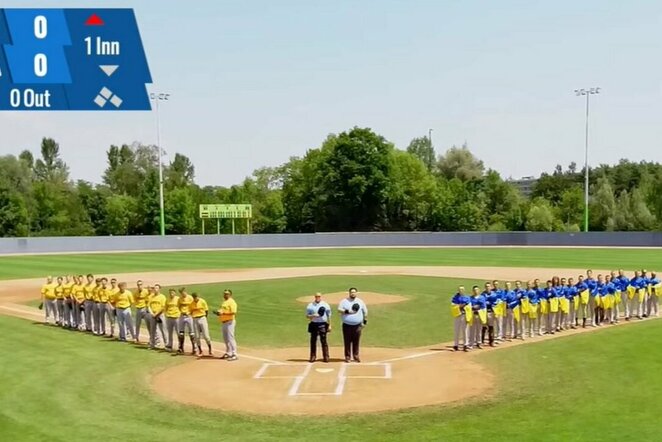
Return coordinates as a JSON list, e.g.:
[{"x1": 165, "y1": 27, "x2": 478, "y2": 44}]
[{"x1": 254, "y1": 362, "x2": 392, "y2": 396}]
